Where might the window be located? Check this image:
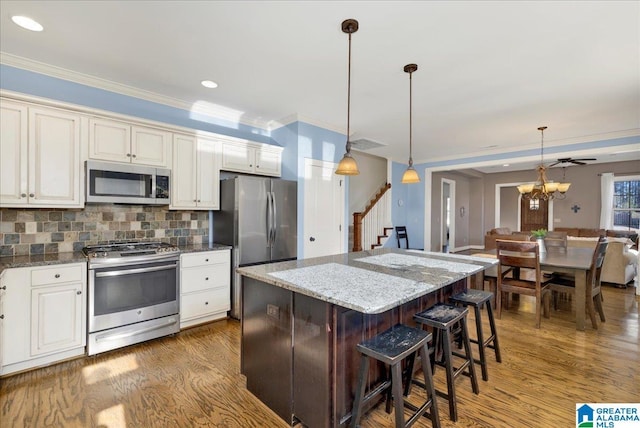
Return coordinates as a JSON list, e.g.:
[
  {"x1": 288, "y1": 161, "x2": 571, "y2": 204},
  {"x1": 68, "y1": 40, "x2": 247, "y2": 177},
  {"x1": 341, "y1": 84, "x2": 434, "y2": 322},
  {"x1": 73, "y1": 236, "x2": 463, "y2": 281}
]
[{"x1": 613, "y1": 176, "x2": 640, "y2": 230}]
